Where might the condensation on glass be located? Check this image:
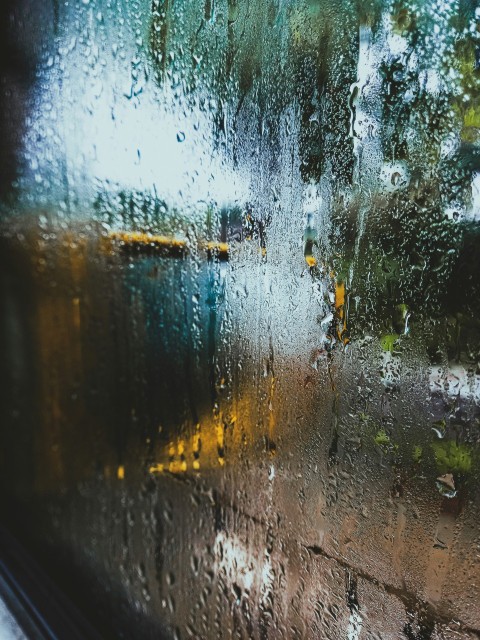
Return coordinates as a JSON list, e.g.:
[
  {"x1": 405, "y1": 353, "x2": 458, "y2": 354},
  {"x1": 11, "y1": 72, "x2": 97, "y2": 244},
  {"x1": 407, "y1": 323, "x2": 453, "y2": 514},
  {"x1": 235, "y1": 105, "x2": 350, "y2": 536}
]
[{"x1": 1, "y1": 0, "x2": 480, "y2": 638}]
